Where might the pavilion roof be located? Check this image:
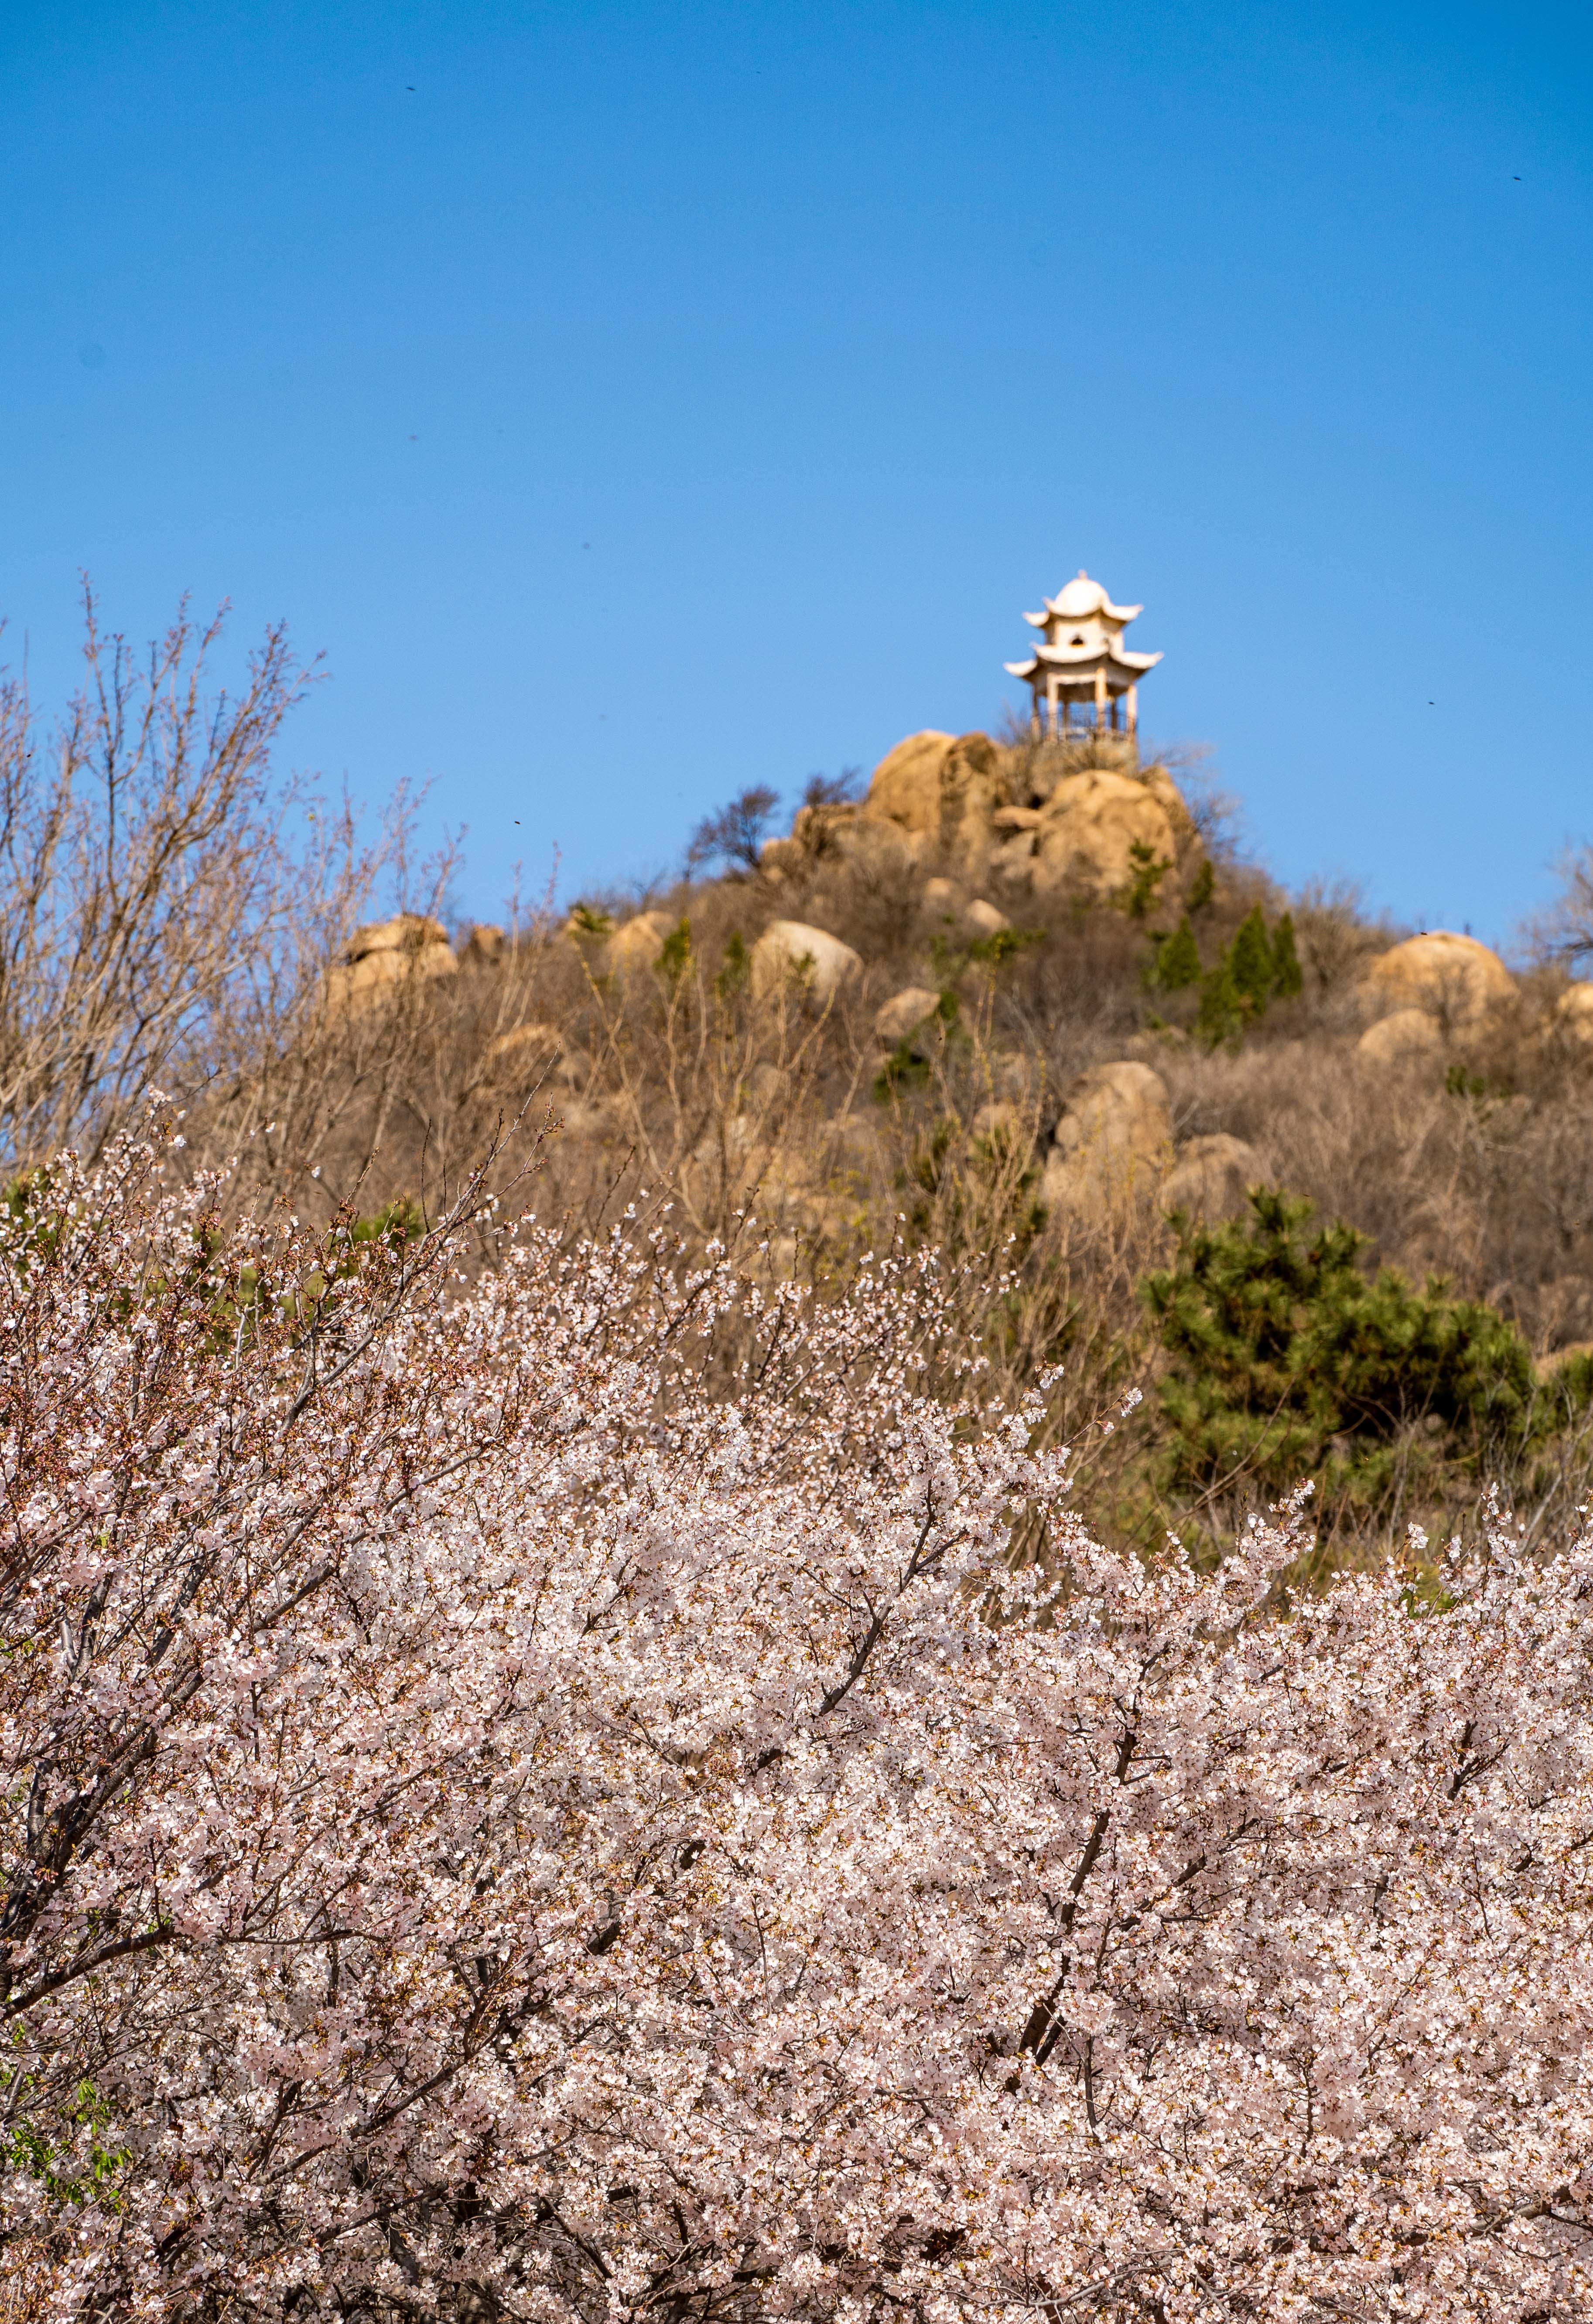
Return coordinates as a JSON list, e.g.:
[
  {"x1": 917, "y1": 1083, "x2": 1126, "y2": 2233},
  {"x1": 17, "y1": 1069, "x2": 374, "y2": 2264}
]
[
  {"x1": 1005, "y1": 641, "x2": 1163, "y2": 681},
  {"x1": 1022, "y1": 570, "x2": 1143, "y2": 628}
]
